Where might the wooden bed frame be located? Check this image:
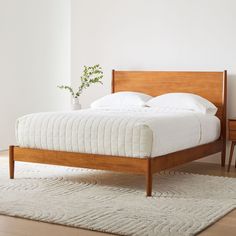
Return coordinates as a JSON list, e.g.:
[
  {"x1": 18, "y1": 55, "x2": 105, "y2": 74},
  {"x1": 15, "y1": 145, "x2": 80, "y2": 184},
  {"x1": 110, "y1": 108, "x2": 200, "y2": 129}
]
[{"x1": 9, "y1": 70, "x2": 227, "y2": 196}]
